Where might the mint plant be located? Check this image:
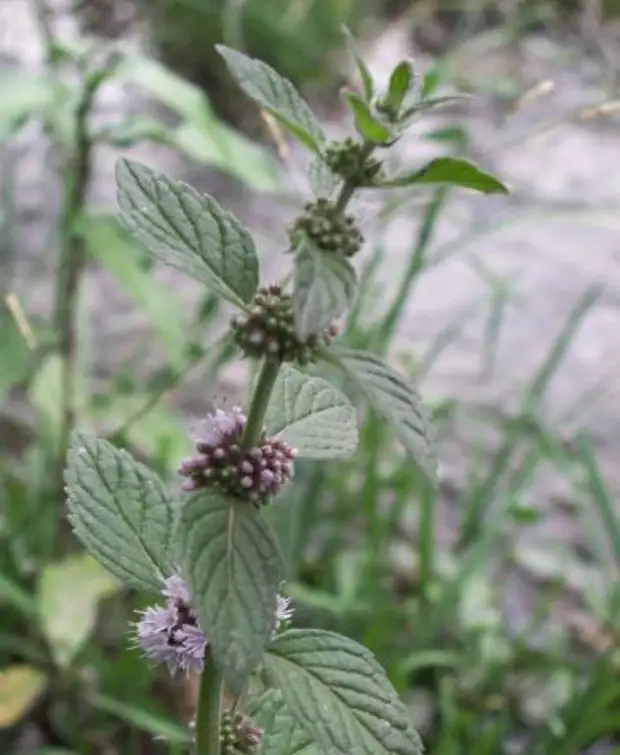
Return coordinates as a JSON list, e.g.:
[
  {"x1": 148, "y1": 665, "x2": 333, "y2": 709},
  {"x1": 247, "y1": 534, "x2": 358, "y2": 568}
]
[{"x1": 63, "y1": 32, "x2": 507, "y2": 755}]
